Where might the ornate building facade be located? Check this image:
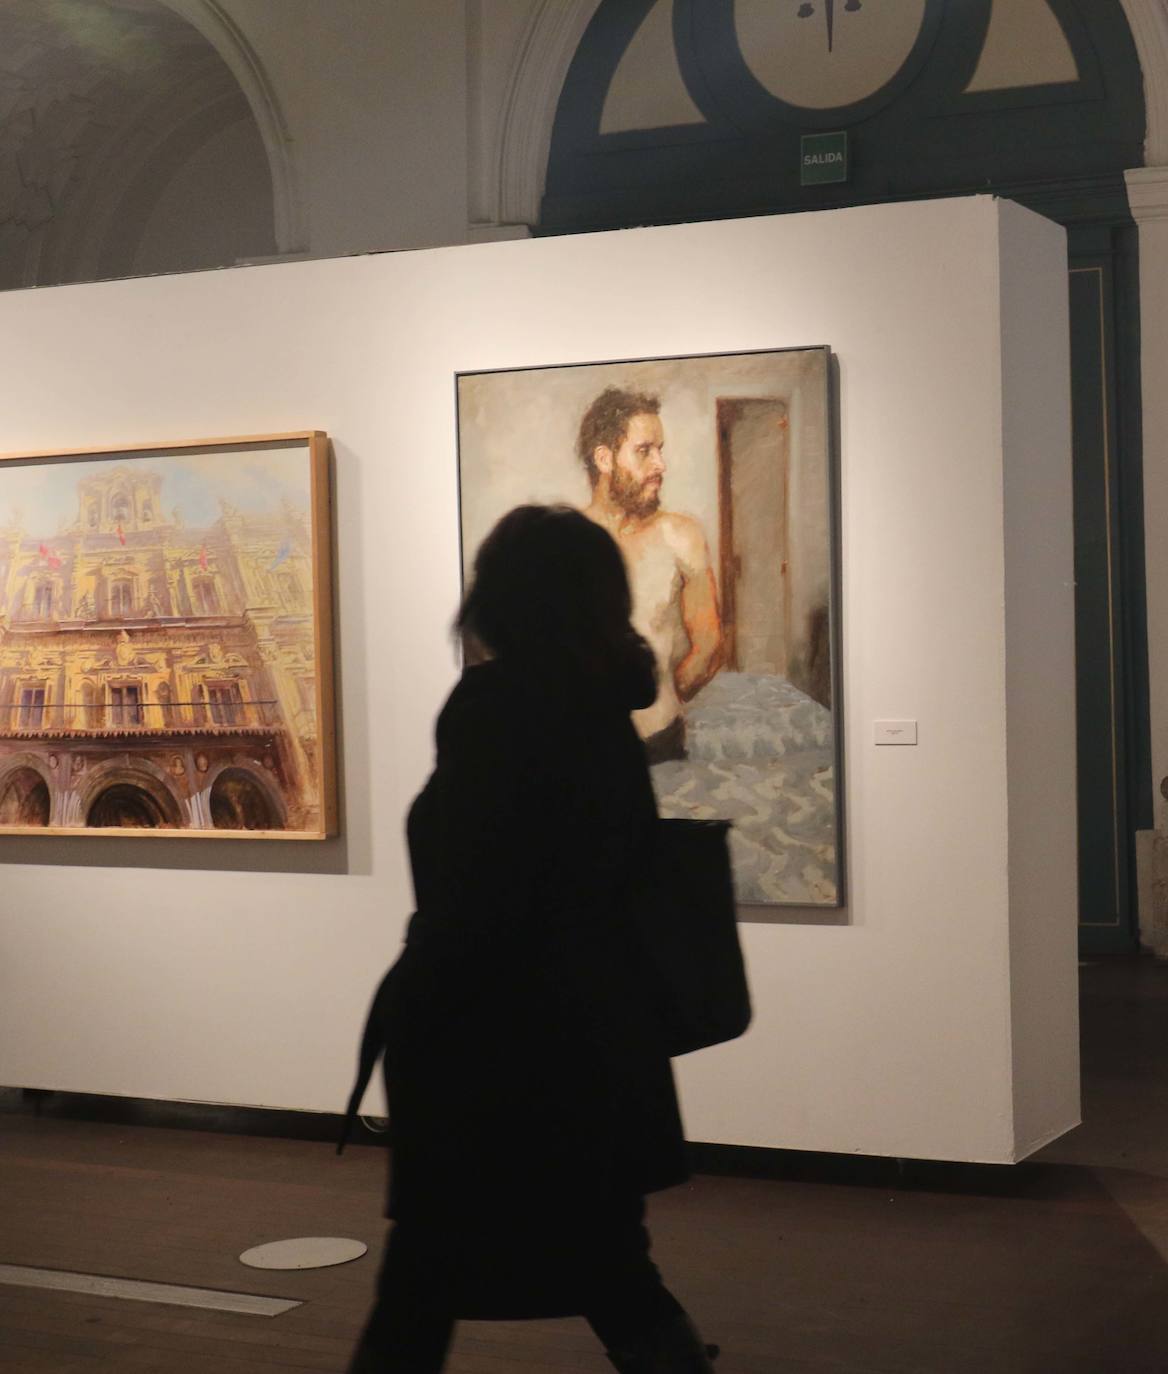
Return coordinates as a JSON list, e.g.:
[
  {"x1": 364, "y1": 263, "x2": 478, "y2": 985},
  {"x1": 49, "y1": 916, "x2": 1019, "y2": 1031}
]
[{"x1": 0, "y1": 463, "x2": 319, "y2": 831}]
